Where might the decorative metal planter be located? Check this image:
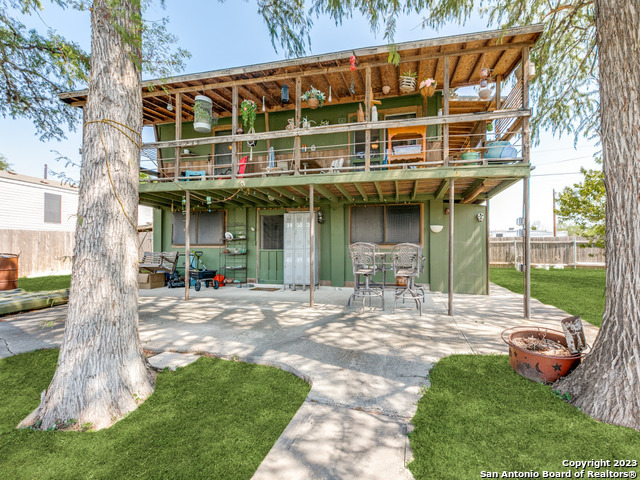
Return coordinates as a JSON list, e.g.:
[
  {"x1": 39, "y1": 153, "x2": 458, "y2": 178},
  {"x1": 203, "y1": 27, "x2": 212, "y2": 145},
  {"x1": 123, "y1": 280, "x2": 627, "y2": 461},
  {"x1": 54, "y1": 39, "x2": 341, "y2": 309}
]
[{"x1": 502, "y1": 327, "x2": 585, "y2": 383}]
